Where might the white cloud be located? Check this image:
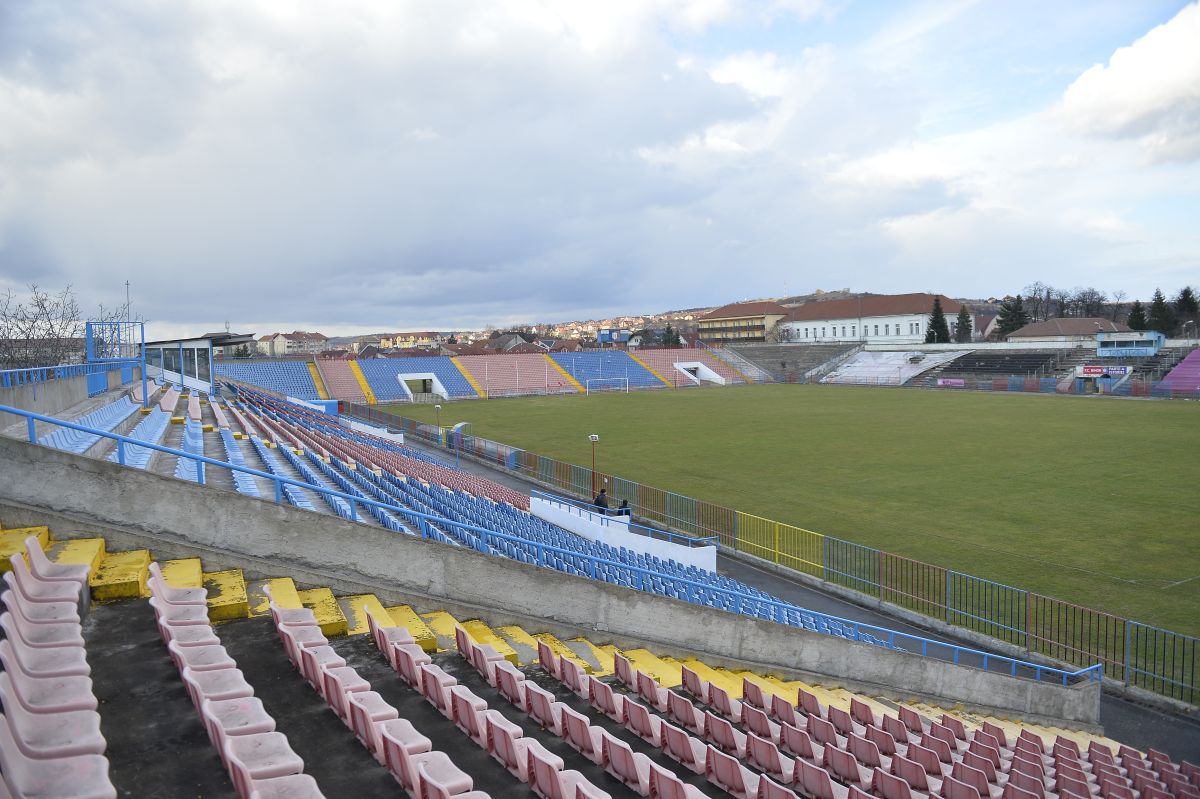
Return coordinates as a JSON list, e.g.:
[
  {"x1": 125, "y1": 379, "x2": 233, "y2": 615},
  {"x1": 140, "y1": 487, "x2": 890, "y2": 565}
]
[{"x1": 1060, "y1": 2, "x2": 1200, "y2": 162}]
